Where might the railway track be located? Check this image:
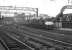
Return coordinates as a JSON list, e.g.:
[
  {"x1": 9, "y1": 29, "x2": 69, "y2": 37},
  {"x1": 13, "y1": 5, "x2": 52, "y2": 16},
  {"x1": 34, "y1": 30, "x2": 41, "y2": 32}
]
[
  {"x1": 0, "y1": 37, "x2": 9, "y2": 50},
  {"x1": 0, "y1": 30, "x2": 35, "y2": 50},
  {"x1": 0, "y1": 24, "x2": 72, "y2": 50},
  {"x1": 6, "y1": 24, "x2": 72, "y2": 46}
]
